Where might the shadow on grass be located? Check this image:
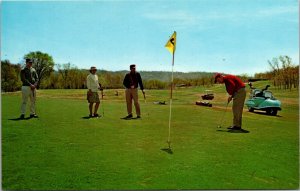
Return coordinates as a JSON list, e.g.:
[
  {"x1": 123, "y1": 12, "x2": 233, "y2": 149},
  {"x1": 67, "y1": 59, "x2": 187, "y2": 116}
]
[
  {"x1": 82, "y1": 116, "x2": 102, "y2": 119},
  {"x1": 120, "y1": 117, "x2": 141, "y2": 120},
  {"x1": 8, "y1": 117, "x2": 32, "y2": 121},
  {"x1": 161, "y1": 148, "x2": 173, "y2": 154},
  {"x1": 217, "y1": 129, "x2": 250, "y2": 133},
  {"x1": 250, "y1": 111, "x2": 283, "y2": 117},
  {"x1": 120, "y1": 116, "x2": 129, "y2": 120},
  {"x1": 82, "y1": 116, "x2": 92, "y2": 119}
]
